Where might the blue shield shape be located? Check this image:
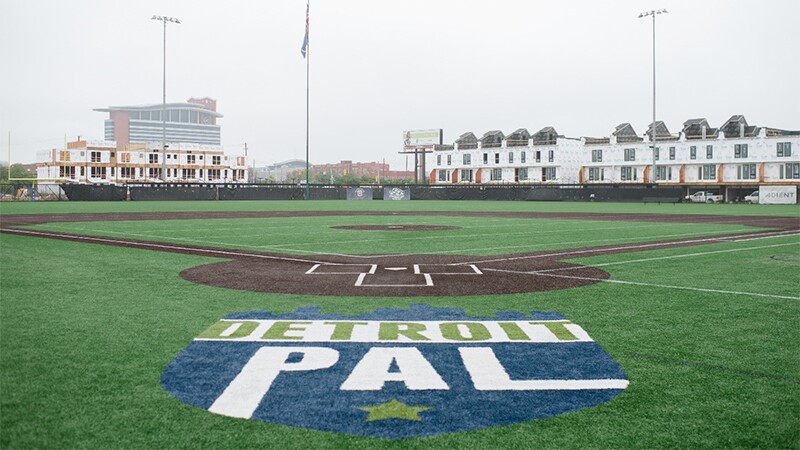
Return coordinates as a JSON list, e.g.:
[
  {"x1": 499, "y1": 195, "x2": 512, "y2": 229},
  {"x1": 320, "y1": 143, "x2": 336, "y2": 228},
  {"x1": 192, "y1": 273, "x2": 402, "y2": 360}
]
[{"x1": 162, "y1": 305, "x2": 628, "y2": 438}]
